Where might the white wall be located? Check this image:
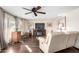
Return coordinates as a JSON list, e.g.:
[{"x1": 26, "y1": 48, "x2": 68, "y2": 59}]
[
  {"x1": 65, "y1": 8, "x2": 79, "y2": 32},
  {"x1": 64, "y1": 8, "x2": 79, "y2": 48}
]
